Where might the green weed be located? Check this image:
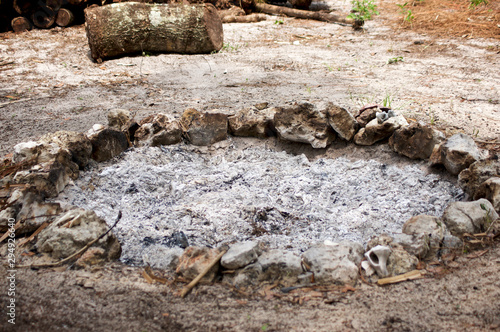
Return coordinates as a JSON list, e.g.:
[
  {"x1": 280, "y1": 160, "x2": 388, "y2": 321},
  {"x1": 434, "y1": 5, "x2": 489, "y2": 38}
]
[{"x1": 347, "y1": 0, "x2": 379, "y2": 21}]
